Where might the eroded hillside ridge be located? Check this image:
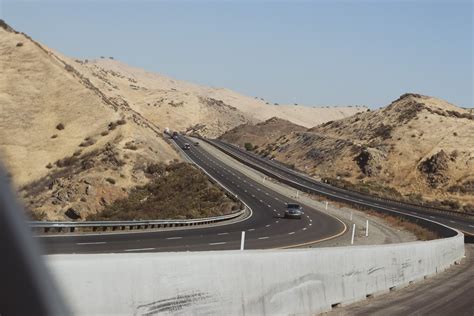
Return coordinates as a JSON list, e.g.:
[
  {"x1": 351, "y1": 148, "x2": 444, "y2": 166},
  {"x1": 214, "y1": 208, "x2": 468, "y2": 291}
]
[{"x1": 246, "y1": 93, "x2": 474, "y2": 212}]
